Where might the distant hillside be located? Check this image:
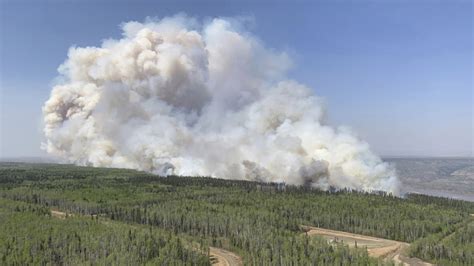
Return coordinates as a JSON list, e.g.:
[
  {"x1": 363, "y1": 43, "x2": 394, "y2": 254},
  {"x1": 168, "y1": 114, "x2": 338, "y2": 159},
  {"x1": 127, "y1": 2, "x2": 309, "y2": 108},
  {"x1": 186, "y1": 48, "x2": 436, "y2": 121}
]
[
  {"x1": 0, "y1": 156, "x2": 58, "y2": 164},
  {"x1": 1, "y1": 163, "x2": 473, "y2": 265},
  {"x1": 385, "y1": 157, "x2": 474, "y2": 202}
]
